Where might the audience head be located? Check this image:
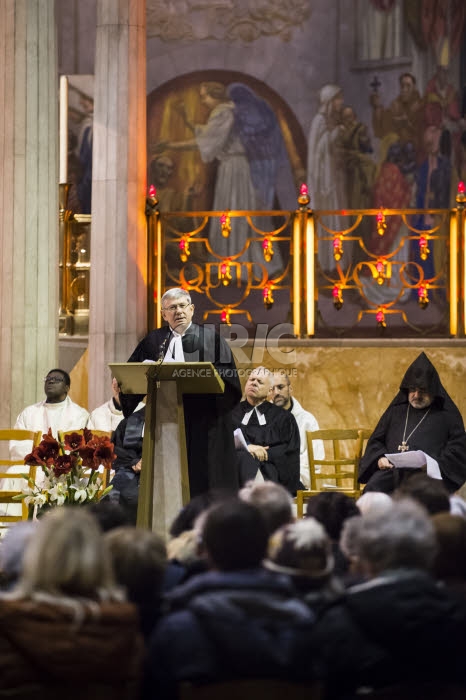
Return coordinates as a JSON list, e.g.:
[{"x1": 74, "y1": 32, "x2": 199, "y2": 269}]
[
  {"x1": 0, "y1": 521, "x2": 38, "y2": 590},
  {"x1": 239, "y1": 481, "x2": 293, "y2": 535},
  {"x1": 356, "y1": 491, "x2": 393, "y2": 517},
  {"x1": 169, "y1": 489, "x2": 235, "y2": 538},
  {"x1": 15, "y1": 507, "x2": 119, "y2": 600},
  {"x1": 339, "y1": 514, "x2": 364, "y2": 575},
  {"x1": 306, "y1": 491, "x2": 360, "y2": 540},
  {"x1": 86, "y1": 500, "x2": 131, "y2": 532},
  {"x1": 341, "y1": 499, "x2": 437, "y2": 578},
  {"x1": 431, "y1": 513, "x2": 466, "y2": 585},
  {"x1": 265, "y1": 518, "x2": 334, "y2": 582},
  {"x1": 105, "y1": 527, "x2": 167, "y2": 605},
  {"x1": 202, "y1": 498, "x2": 268, "y2": 571},
  {"x1": 395, "y1": 473, "x2": 450, "y2": 515}
]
